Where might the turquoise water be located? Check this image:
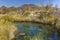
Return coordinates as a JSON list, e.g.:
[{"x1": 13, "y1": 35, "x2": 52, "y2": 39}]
[{"x1": 15, "y1": 23, "x2": 58, "y2": 40}]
